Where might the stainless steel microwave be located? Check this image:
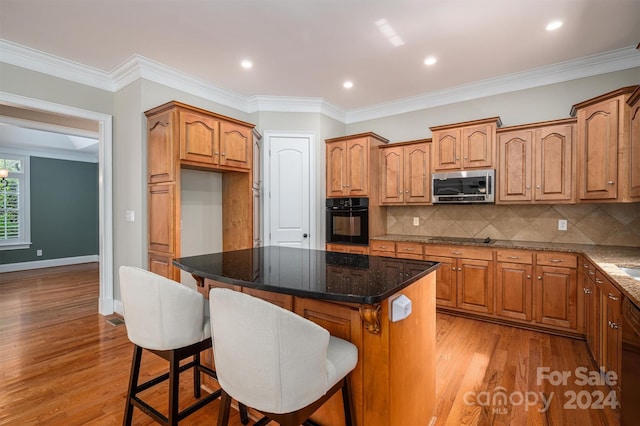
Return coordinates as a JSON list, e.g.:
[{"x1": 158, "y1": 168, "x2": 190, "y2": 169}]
[{"x1": 432, "y1": 169, "x2": 495, "y2": 204}]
